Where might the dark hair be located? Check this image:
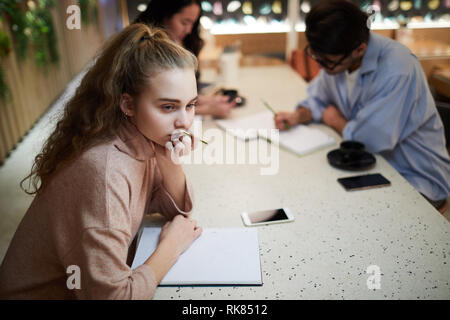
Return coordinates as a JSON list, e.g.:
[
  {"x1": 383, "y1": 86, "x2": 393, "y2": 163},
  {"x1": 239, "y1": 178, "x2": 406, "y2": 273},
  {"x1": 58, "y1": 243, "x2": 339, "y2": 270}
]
[
  {"x1": 305, "y1": 0, "x2": 370, "y2": 55},
  {"x1": 134, "y1": 0, "x2": 204, "y2": 57}
]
